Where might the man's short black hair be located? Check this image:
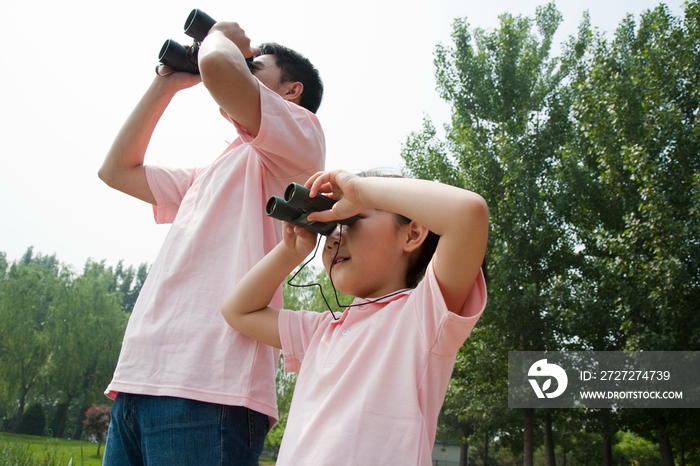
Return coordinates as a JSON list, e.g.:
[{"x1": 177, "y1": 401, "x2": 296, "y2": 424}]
[{"x1": 259, "y1": 42, "x2": 324, "y2": 114}]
